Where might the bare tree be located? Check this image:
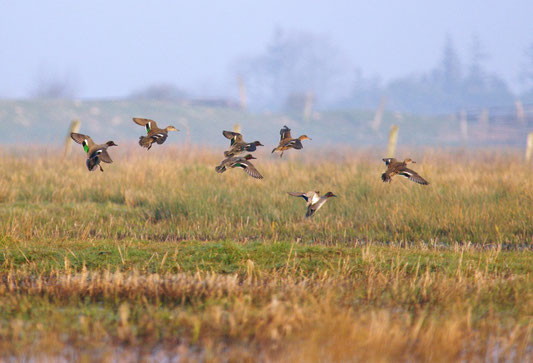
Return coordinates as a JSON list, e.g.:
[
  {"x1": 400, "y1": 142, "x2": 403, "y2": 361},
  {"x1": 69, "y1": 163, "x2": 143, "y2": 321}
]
[{"x1": 235, "y1": 28, "x2": 351, "y2": 110}]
